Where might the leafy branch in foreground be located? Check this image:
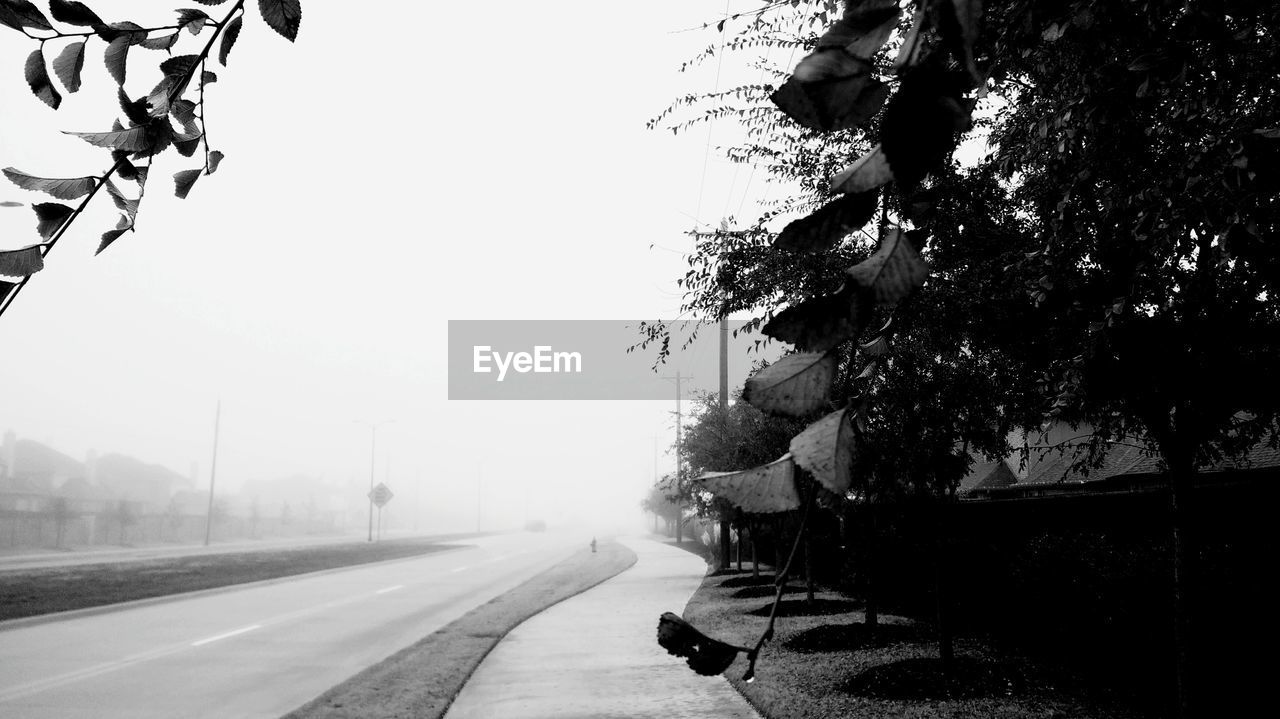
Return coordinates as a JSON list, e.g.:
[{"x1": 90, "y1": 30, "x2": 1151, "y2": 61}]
[
  {"x1": 653, "y1": 0, "x2": 983, "y2": 682},
  {"x1": 0, "y1": 0, "x2": 303, "y2": 319}
]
